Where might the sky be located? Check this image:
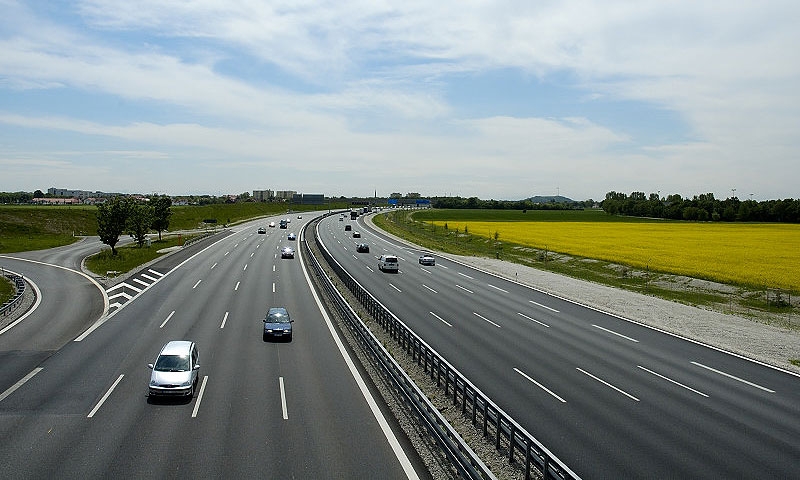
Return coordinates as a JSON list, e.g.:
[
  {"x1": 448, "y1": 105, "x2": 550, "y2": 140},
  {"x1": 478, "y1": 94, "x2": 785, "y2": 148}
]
[{"x1": 1, "y1": 1, "x2": 799, "y2": 201}]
